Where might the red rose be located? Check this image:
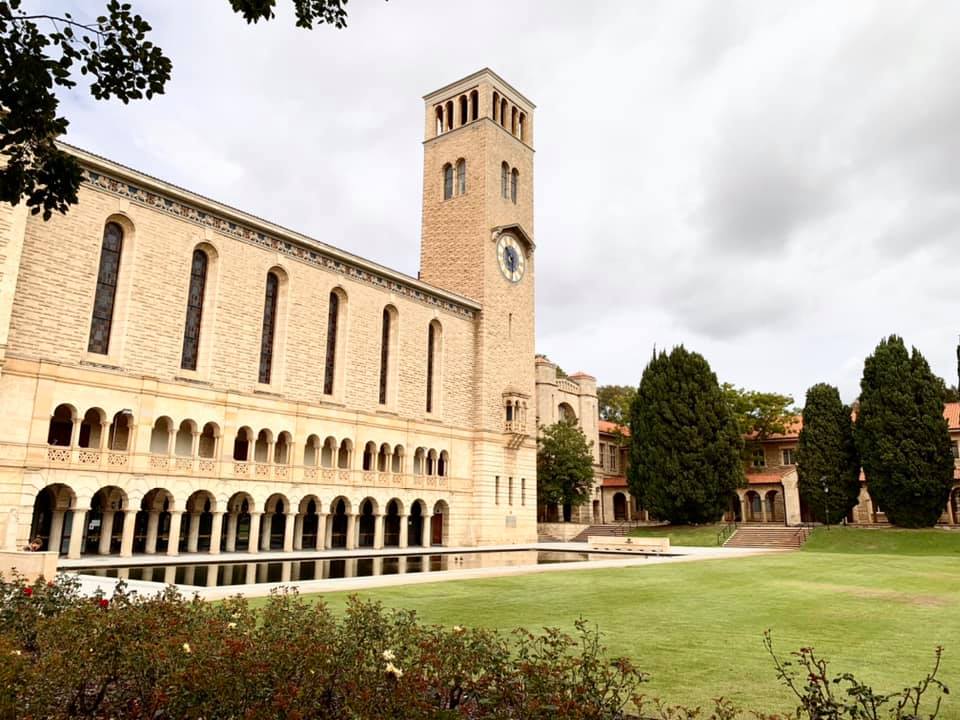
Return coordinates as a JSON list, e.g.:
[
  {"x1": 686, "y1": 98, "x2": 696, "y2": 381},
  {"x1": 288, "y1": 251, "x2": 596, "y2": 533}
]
[
  {"x1": 98, "y1": 598, "x2": 109, "y2": 609},
  {"x1": 22, "y1": 587, "x2": 32, "y2": 597}
]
